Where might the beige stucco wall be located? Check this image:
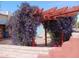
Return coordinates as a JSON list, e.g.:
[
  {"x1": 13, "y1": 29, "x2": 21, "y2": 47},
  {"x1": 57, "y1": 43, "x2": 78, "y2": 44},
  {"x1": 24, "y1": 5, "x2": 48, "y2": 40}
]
[{"x1": 0, "y1": 14, "x2": 8, "y2": 20}]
